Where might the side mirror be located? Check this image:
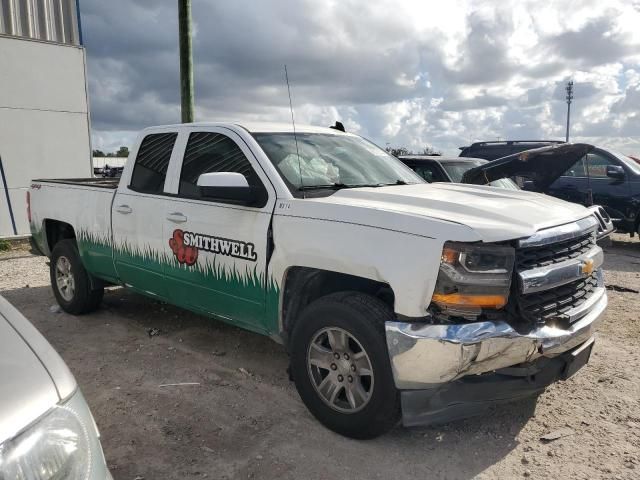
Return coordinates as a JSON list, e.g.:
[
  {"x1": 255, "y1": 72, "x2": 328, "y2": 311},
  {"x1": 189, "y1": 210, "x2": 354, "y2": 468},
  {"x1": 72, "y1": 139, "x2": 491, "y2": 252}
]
[
  {"x1": 197, "y1": 172, "x2": 253, "y2": 203},
  {"x1": 606, "y1": 165, "x2": 625, "y2": 180}
]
